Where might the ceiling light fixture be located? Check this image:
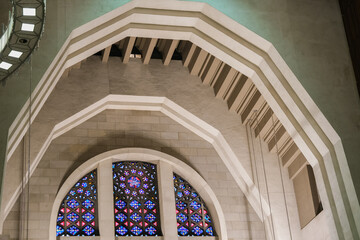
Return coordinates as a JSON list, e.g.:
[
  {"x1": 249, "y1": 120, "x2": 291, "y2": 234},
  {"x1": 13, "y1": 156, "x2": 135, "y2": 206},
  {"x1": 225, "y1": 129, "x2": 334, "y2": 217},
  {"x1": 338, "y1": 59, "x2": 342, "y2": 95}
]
[
  {"x1": 23, "y1": 8, "x2": 36, "y2": 16},
  {"x1": 0, "y1": 62, "x2": 12, "y2": 70},
  {"x1": 0, "y1": 1, "x2": 45, "y2": 82},
  {"x1": 21, "y1": 23, "x2": 35, "y2": 32},
  {"x1": 9, "y1": 50, "x2": 23, "y2": 58}
]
